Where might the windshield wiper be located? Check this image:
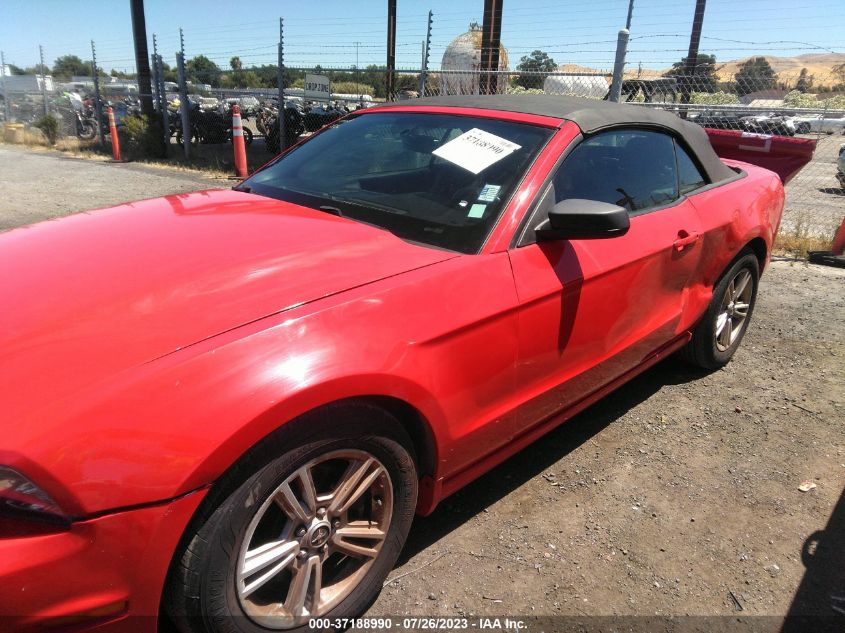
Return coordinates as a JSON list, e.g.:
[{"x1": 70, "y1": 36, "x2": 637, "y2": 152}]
[
  {"x1": 318, "y1": 205, "x2": 343, "y2": 217},
  {"x1": 233, "y1": 184, "x2": 251, "y2": 193}
]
